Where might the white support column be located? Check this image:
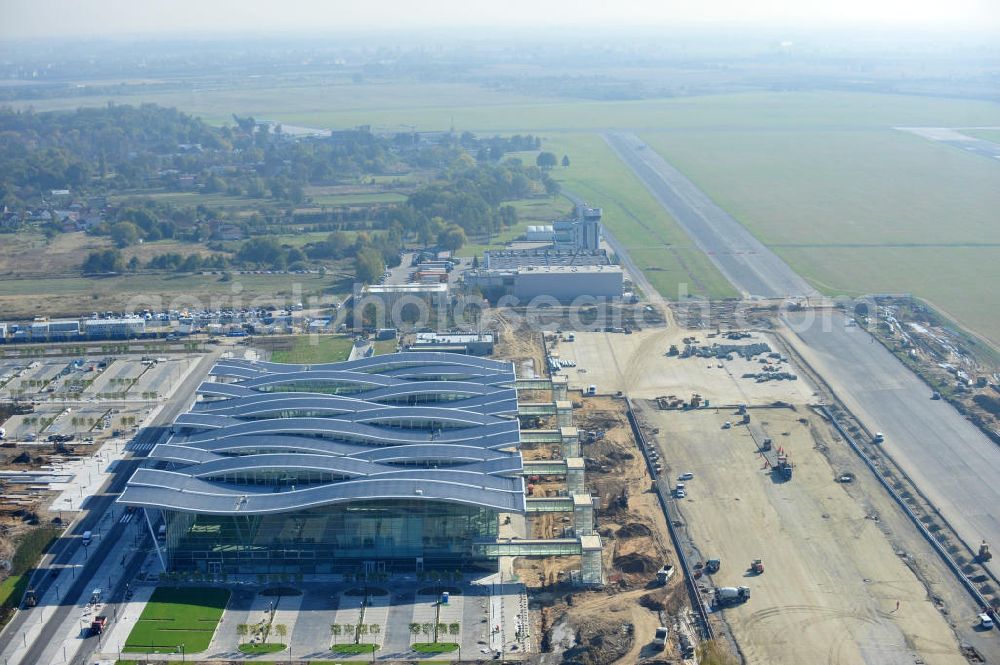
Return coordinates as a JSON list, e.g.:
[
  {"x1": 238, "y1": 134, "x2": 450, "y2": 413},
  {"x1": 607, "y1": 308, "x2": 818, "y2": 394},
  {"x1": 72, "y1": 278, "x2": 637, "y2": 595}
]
[{"x1": 143, "y1": 509, "x2": 167, "y2": 573}]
